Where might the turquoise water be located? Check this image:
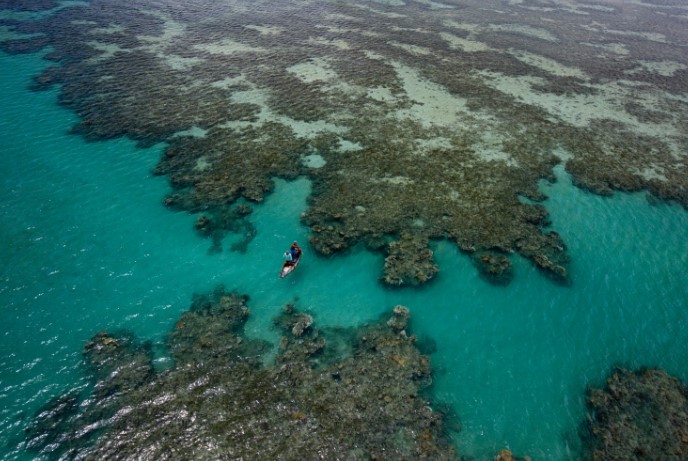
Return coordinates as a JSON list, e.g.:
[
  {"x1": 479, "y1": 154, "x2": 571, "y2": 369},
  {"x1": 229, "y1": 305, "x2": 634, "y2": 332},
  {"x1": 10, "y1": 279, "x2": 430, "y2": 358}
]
[{"x1": 1, "y1": 51, "x2": 687, "y2": 460}]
